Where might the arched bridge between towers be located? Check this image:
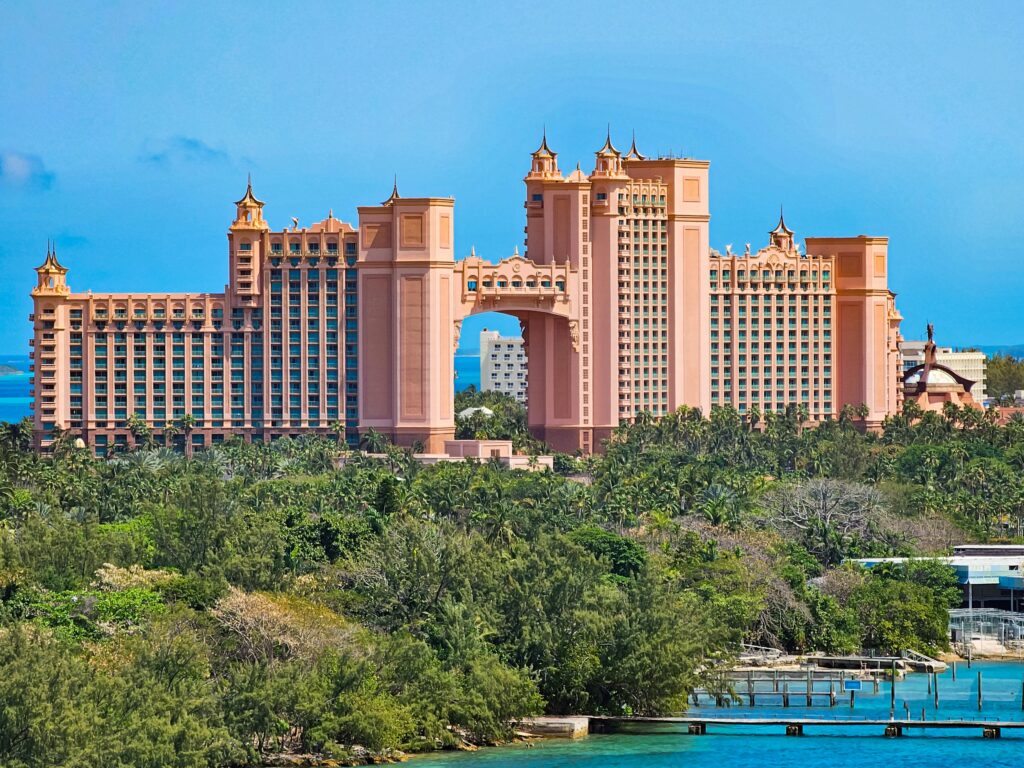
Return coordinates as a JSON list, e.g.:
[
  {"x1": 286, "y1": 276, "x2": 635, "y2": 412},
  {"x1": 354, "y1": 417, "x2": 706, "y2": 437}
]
[
  {"x1": 454, "y1": 251, "x2": 579, "y2": 325},
  {"x1": 453, "y1": 251, "x2": 593, "y2": 453}
]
